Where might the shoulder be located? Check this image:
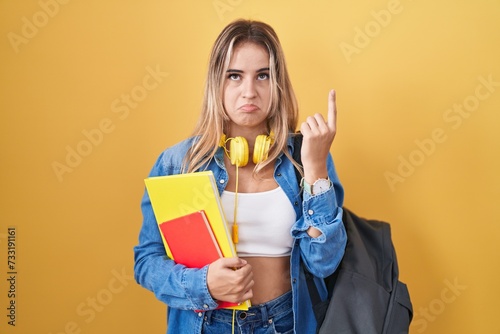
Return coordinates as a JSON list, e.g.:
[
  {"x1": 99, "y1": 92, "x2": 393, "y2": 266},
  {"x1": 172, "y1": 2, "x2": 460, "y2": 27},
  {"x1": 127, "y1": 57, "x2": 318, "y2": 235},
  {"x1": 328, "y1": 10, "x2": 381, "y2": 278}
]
[
  {"x1": 164, "y1": 136, "x2": 199, "y2": 154},
  {"x1": 150, "y1": 136, "x2": 200, "y2": 176}
]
